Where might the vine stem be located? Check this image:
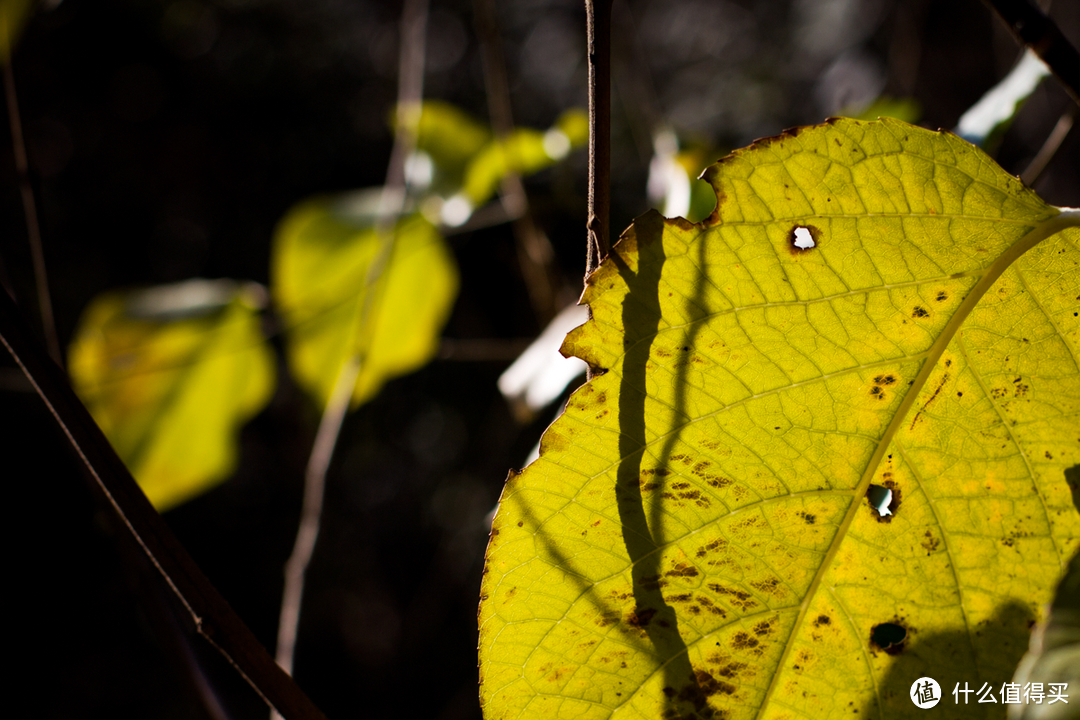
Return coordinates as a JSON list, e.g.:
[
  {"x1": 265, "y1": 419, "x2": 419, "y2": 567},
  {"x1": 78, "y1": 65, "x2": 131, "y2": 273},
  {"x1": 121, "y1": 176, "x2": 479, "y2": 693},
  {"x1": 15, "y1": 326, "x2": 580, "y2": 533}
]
[
  {"x1": 271, "y1": 0, "x2": 429, "y2": 704},
  {"x1": 585, "y1": 0, "x2": 612, "y2": 280},
  {"x1": 0, "y1": 285, "x2": 327, "y2": 720},
  {"x1": 981, "y1": 0, "x2": 1080, "y2": 109},
  {"x1": 4, "y1": 57, "x2": 61, "y2": 365}
]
